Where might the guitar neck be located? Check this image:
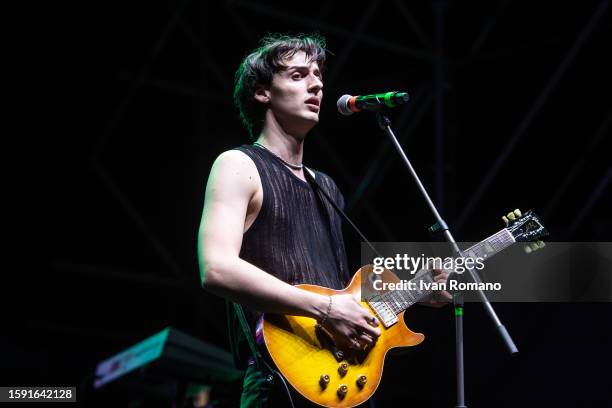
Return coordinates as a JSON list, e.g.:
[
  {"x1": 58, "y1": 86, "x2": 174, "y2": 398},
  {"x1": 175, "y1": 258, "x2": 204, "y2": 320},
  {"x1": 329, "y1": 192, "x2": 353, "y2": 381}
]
[
  {"x1": 461, "y1": 228, "x2": 515, "y2": 260},
  {"x1": 369, "y1": 228, "x2": 515, "y2": 316}
]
